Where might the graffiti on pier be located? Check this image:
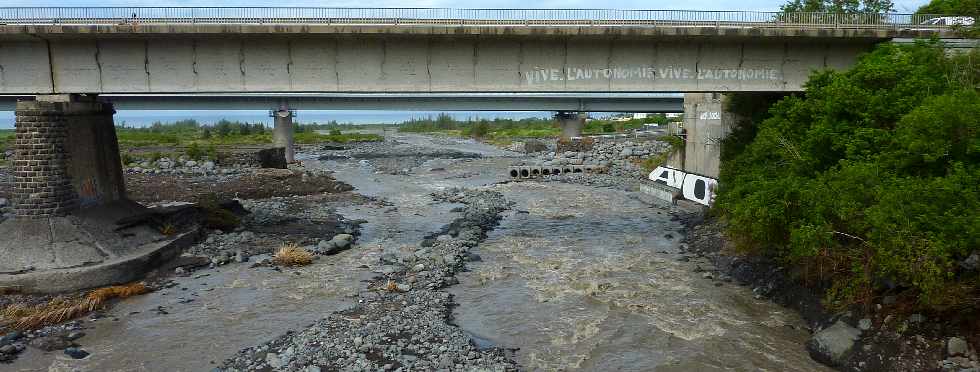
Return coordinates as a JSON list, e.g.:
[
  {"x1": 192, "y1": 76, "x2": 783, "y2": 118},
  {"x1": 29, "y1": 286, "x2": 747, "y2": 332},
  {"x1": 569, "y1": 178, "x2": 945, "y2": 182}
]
[
  {"x1": 648, "y1": 166, "x2": 718, "y2": 206},
  {"x1": 78, "y1": 177, "x2": 102, "y2": 207}
]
